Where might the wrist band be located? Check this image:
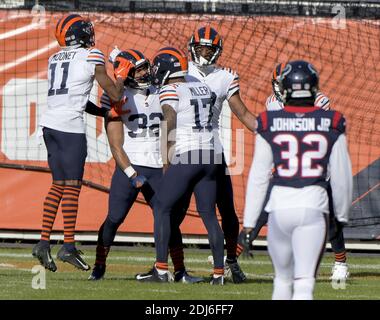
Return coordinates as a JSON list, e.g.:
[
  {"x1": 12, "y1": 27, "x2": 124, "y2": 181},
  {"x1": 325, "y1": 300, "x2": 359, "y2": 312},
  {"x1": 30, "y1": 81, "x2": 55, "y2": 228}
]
[{"x1": 124, "y1": 166, "x2": 136, "y2": 178}]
